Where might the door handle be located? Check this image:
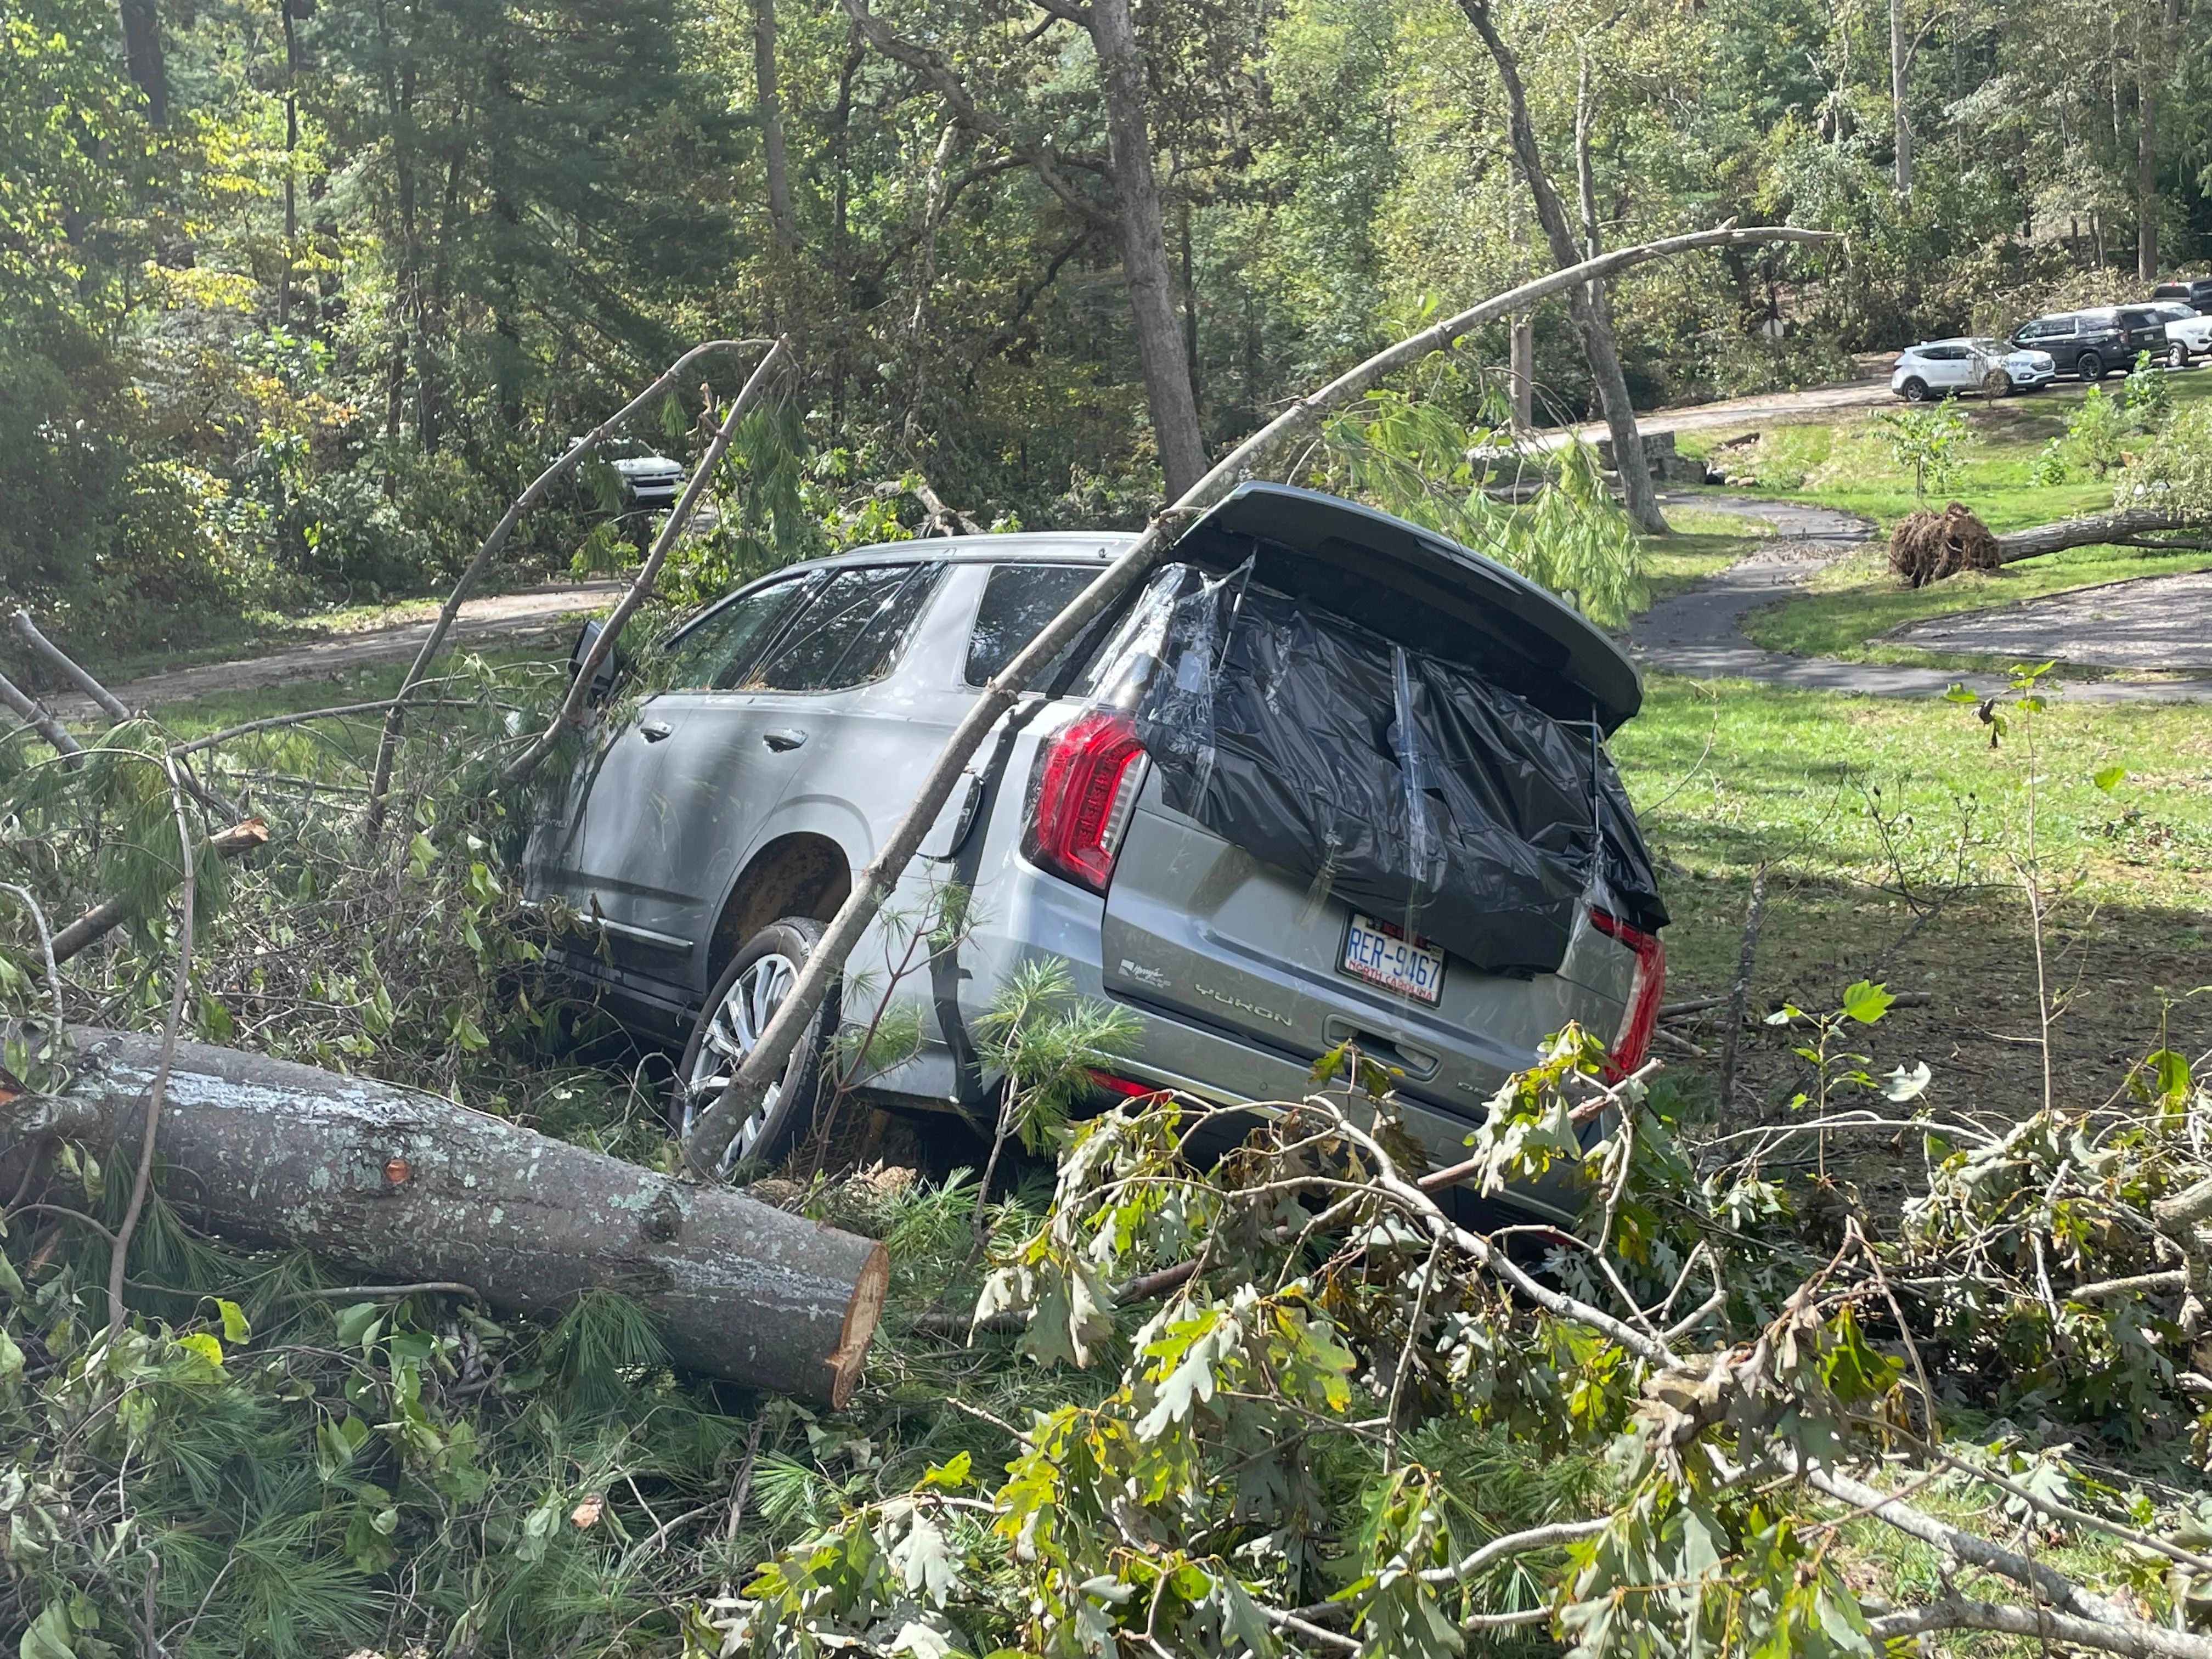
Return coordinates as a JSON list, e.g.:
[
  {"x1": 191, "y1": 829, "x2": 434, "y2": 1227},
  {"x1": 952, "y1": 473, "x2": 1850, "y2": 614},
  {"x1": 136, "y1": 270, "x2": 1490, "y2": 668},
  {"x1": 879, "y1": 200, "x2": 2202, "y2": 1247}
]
[
  {"x1": 640, "y1": 719, "x2": 674, "y2": 743},
  {"x1": 763, "y1": 729, "x2": 808, "y2": 752}
]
